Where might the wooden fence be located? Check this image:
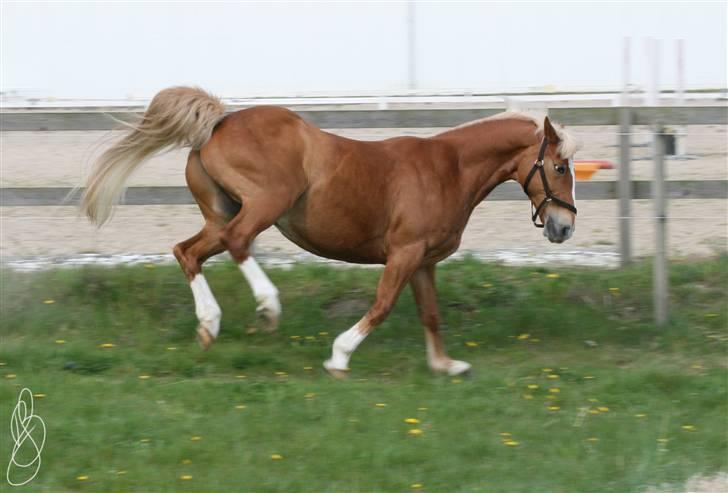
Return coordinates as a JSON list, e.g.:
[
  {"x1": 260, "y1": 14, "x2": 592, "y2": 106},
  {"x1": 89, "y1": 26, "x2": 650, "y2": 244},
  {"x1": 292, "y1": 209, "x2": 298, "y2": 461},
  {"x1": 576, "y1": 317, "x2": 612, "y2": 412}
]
[{"x1": 2, "y1": 104, "x2": 727, "y2": 325}]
